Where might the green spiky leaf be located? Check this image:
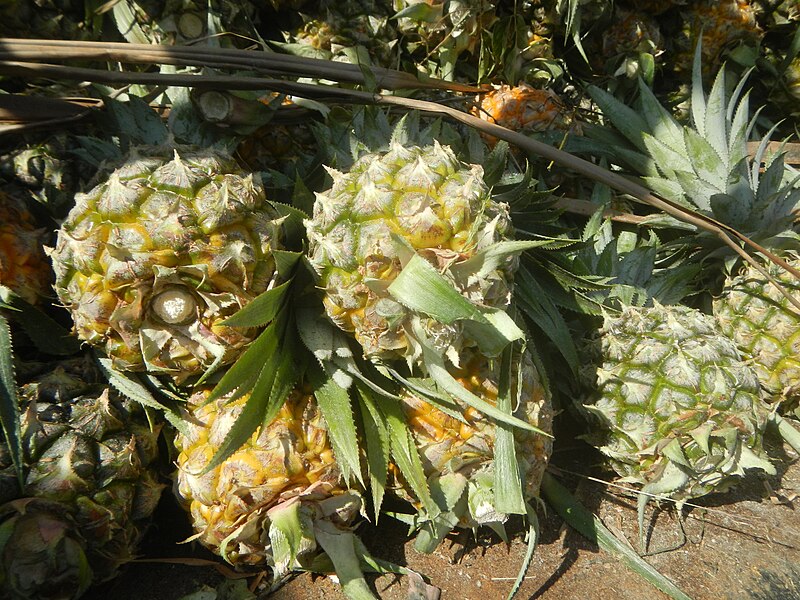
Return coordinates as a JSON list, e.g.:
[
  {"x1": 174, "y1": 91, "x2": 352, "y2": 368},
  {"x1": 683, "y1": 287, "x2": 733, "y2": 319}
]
[
  {"x1": 357, "y1": 393, "x2": 390, "y2": 522},
  {"x1": 357, "y1": 383, "x2": 437, "y2": 518},
  {"x1": 0, "y1": 287, "x2": 80, "y2": 356},
  {"x1": 97, "y1": 357, "x2": 189, "y2": 435},
  {"x1": 311, "y1": 368, "x2": 363, "y2": 487},
  {"x1": 221, "y1": 281, "x2": 291, "y2": 328},
  {"x1": 540, "y1": 473, "x2": 692, "y2": 600},
  {"x1": 0, "y1": 315, "x2": 22, "y2": 488},
  {"x1": 314, "y1": 523, "x2": 376, "y2": 600},
  {"x1": 492, "y1": 346, "x2": 526, "y2": 515}
]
